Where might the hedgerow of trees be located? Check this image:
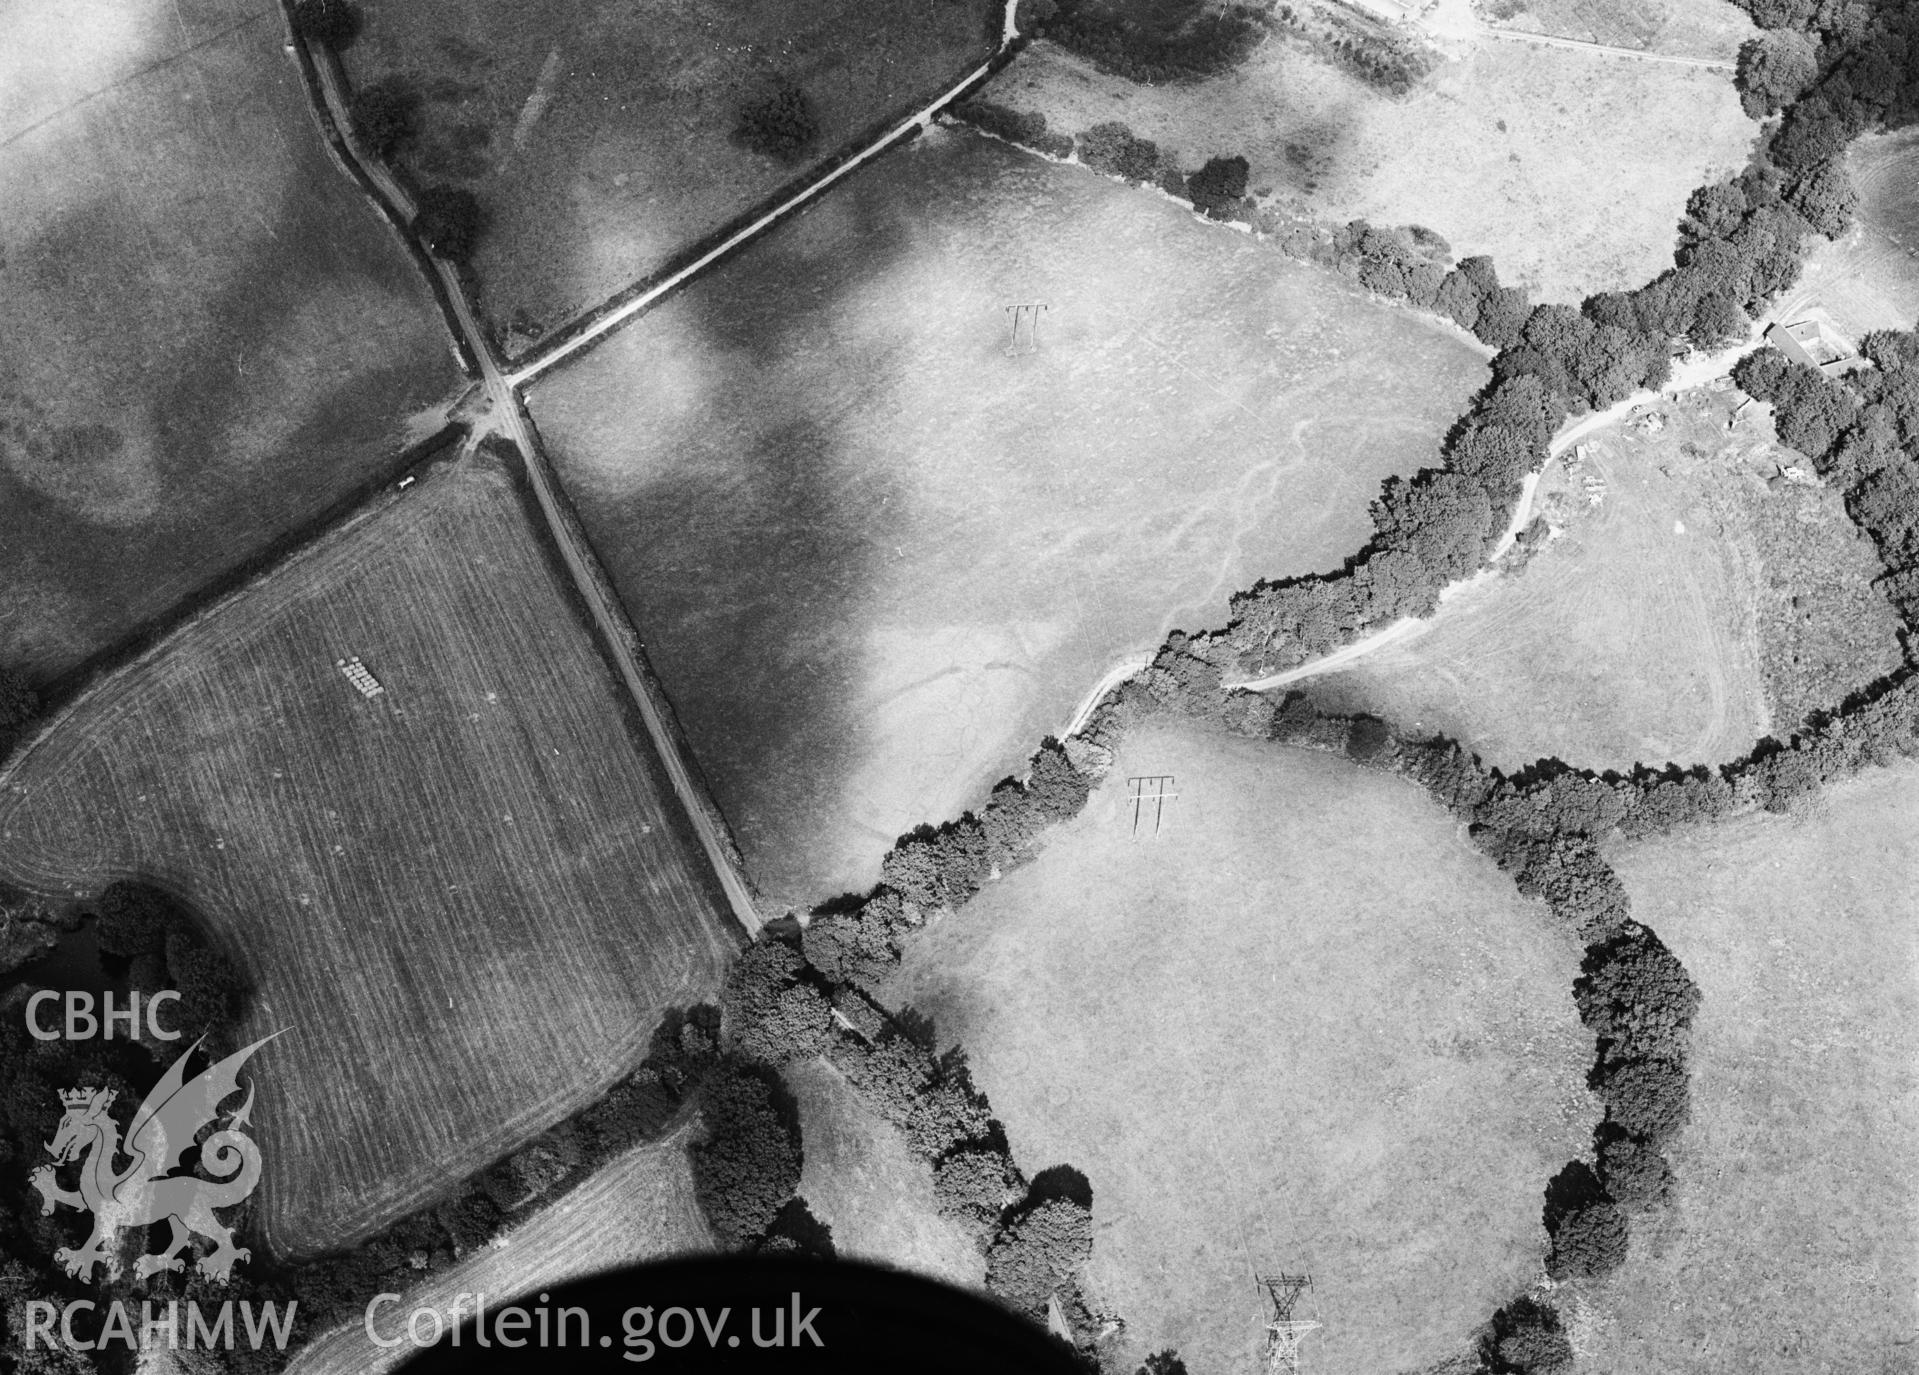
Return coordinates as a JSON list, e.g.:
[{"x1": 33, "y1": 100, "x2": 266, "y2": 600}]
[
  {"x1": 414, "y1": 185, "x2": 485, "y2": 262},
  {"x1": 1031, "y1": 0, "x2": 1266, "y2": 84}
]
